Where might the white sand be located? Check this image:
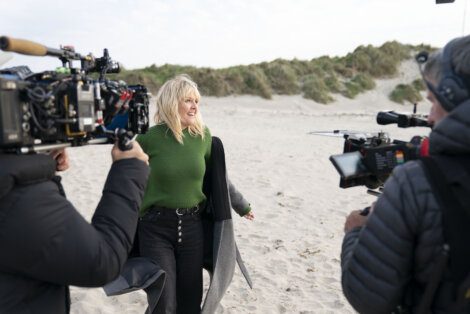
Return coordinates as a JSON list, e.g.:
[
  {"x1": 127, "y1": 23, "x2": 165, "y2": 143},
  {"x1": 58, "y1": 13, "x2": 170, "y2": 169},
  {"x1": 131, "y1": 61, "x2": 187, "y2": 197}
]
[{"x1": 62, "y1": 60, "x2": 431, "y2": 314}]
